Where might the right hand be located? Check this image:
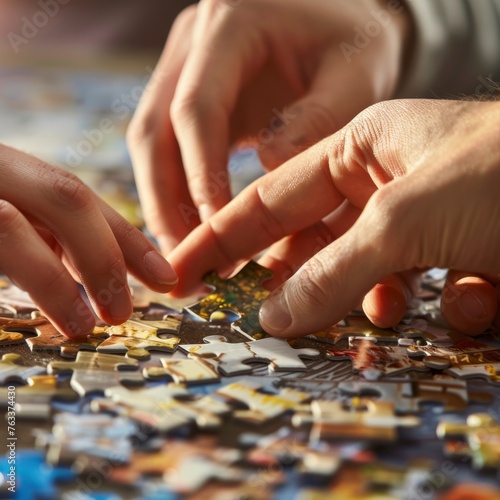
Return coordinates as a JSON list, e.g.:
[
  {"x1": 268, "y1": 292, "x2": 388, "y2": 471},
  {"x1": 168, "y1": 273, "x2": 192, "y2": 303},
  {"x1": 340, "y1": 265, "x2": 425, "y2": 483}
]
[
  {"x1": 127, "y1": 0, "x2": 412, "y2": 253},
  {"x1": 0, "y1": 145, "x2": 177, "y2": 338}
]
